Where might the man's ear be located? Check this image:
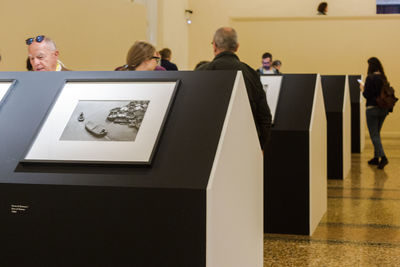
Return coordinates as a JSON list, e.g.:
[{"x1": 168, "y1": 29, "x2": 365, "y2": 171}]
[
  {"x1": 54, "y1": 50, "x2": 60, "y2": 57},
  {"x1": 234, "y1": 43, "x2": 239, "y2": 52},
  {"x1": 213, "y1": 42, "x2": 218, "y2": 54}
]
